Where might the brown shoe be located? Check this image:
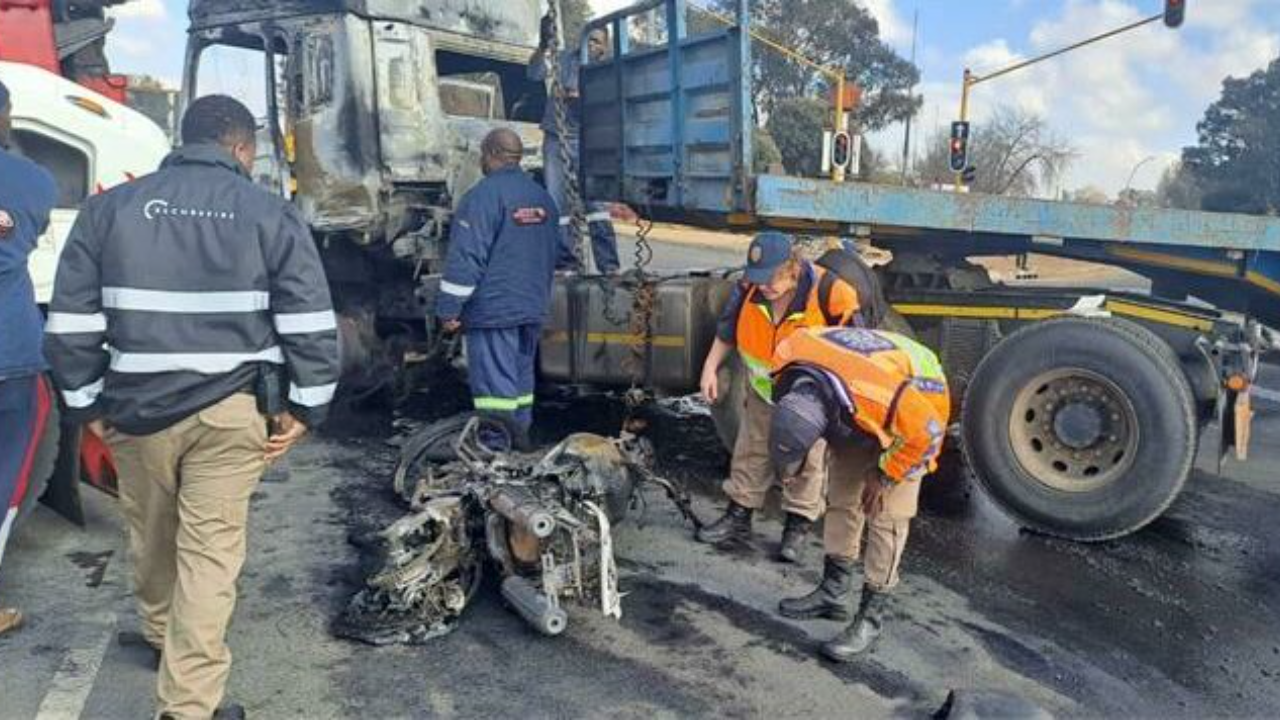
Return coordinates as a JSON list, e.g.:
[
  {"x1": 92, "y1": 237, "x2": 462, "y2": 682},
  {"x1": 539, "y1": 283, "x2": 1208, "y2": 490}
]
[{"x1": 0, "y1": 608, "x2": 23, "y2": 636}]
